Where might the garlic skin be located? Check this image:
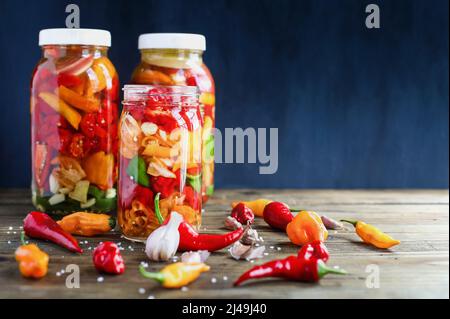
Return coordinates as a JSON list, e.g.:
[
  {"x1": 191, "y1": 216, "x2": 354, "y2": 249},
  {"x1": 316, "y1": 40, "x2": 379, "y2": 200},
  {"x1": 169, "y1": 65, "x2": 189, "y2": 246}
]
[
  {"x1": 181, "y1": 251, "x2": 210, "y2": 264},
  {"x1": 145, "y1": 212, "x2": 183, "y2": 261}
]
